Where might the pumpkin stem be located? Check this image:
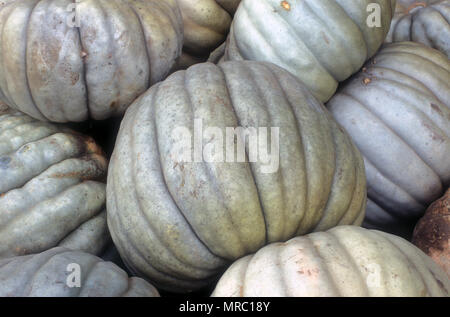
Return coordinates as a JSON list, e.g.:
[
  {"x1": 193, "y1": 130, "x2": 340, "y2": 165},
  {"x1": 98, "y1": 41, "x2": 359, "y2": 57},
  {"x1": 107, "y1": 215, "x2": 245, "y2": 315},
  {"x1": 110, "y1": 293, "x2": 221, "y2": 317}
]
[{"x1": 406, "y1": 2, "x2": 427, "y2": 14}]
